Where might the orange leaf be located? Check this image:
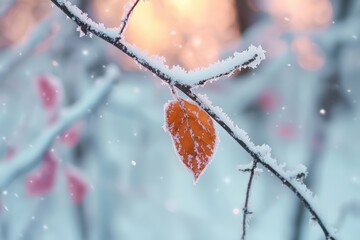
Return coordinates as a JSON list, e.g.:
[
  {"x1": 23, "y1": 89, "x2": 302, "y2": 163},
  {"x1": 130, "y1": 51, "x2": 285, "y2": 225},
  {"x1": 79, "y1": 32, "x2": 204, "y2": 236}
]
[{"x1": 165, "y1": 98, "x2": 217, "y2": 183}]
